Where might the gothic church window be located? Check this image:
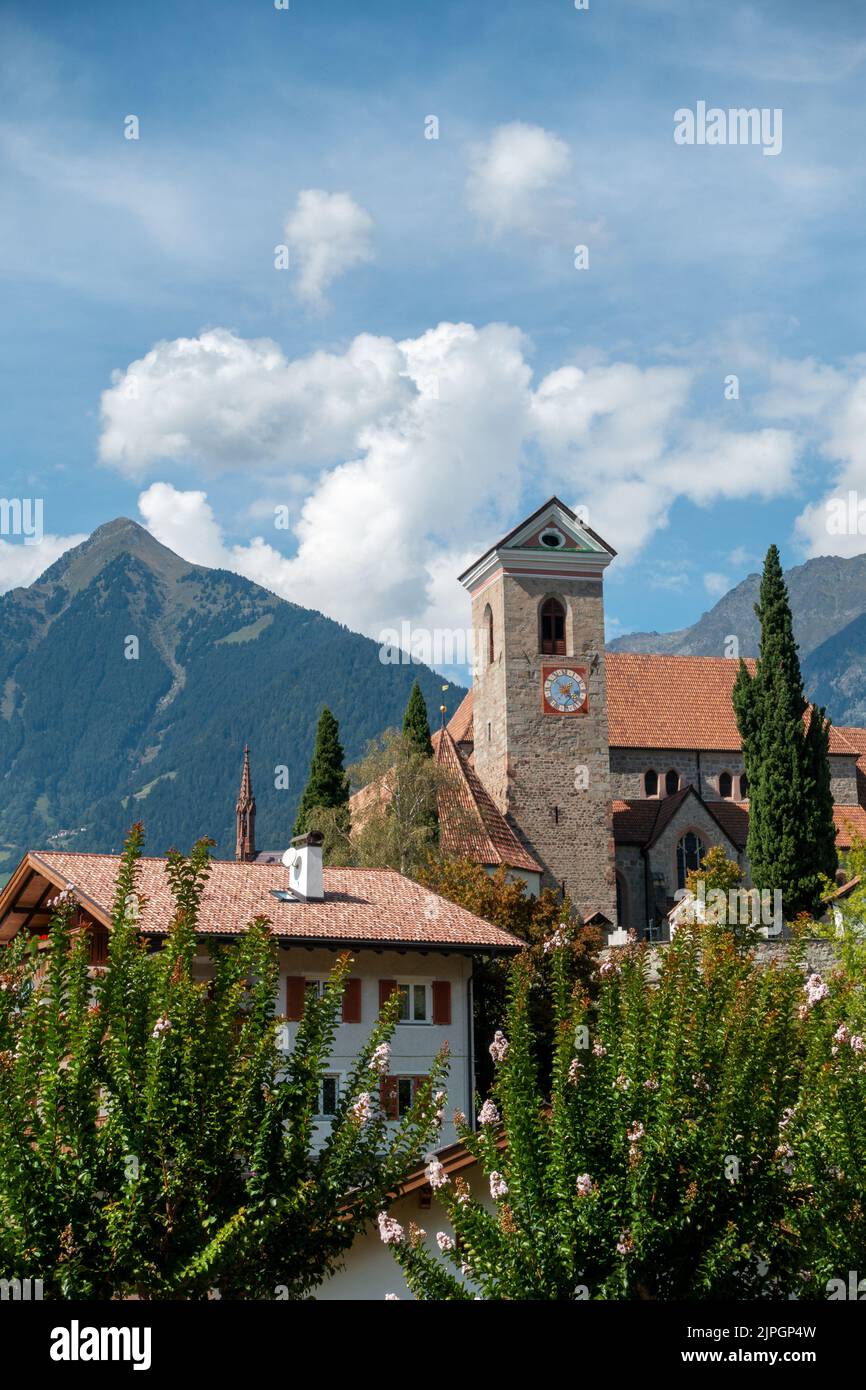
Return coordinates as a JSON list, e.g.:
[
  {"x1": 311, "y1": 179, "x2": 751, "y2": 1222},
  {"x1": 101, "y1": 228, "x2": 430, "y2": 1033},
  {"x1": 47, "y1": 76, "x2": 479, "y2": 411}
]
[
  {"x1": 676, "y1": 831, "x2": 706, "y2": 891},
  {"x1": 540, "y1": 596, "x2": 566, "y2": 655}
]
